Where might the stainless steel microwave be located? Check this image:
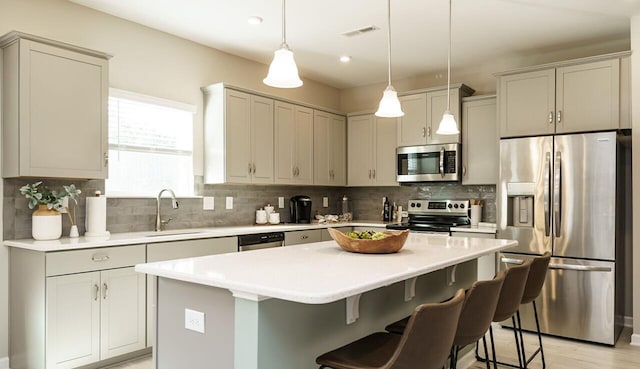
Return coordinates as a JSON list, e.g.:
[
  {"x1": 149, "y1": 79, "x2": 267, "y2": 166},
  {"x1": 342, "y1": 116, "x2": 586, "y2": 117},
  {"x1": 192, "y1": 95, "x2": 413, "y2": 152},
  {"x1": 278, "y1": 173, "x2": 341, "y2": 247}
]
[{"x1": 396, "y1": 144, "x2": 460, "y2": 182}]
